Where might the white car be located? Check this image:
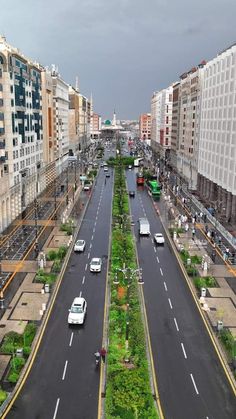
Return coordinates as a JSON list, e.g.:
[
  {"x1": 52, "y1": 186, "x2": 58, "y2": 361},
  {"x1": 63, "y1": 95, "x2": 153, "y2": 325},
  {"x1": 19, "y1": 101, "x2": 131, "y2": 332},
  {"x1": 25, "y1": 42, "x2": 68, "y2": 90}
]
[
  {"x1": 68, "y1": 297, "x2": 87, "y2": 325},
  {"x1": 90, "y1": 257, "x2": 102, "y2": 272},
  {"x1": 104, "y1": 167, "x2": 108, "y2": 172},
  {"x1": 128, "y1": 165, "x2": 132, "y2": 170},
  {"x1": 74, "y1": 239, "x2": 86, "y2": 252},
  {"x1": 83, "y1": 183, "x2": 91, "y2": 191},
  {"x1": 154, "y1": 233, "x2": 165, "y2": 245}
]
